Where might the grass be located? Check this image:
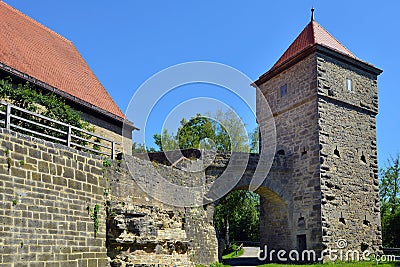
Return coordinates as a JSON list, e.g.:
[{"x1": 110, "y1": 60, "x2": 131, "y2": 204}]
[
  {"x1": 258, "y1": 262, "x2": 398, "y2": 267},
  {"x1": 222, "y1": 248, "x2": 244, "y2": 259}
]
